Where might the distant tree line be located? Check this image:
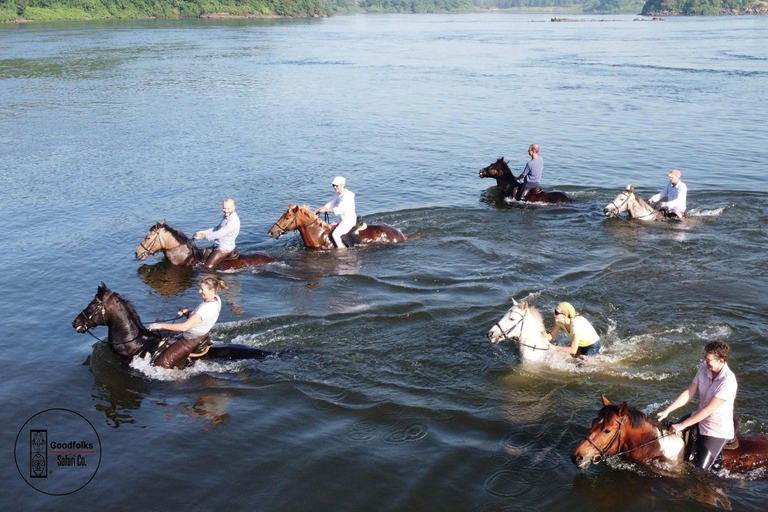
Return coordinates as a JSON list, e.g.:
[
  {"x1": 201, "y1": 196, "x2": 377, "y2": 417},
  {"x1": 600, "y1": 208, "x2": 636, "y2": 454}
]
[
  {"x1": 1, "y1": 0, "x2": 330, "y2": 21},
  {"x1": 640, "y1": 0, "x2": 767, "y2": 14}
]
